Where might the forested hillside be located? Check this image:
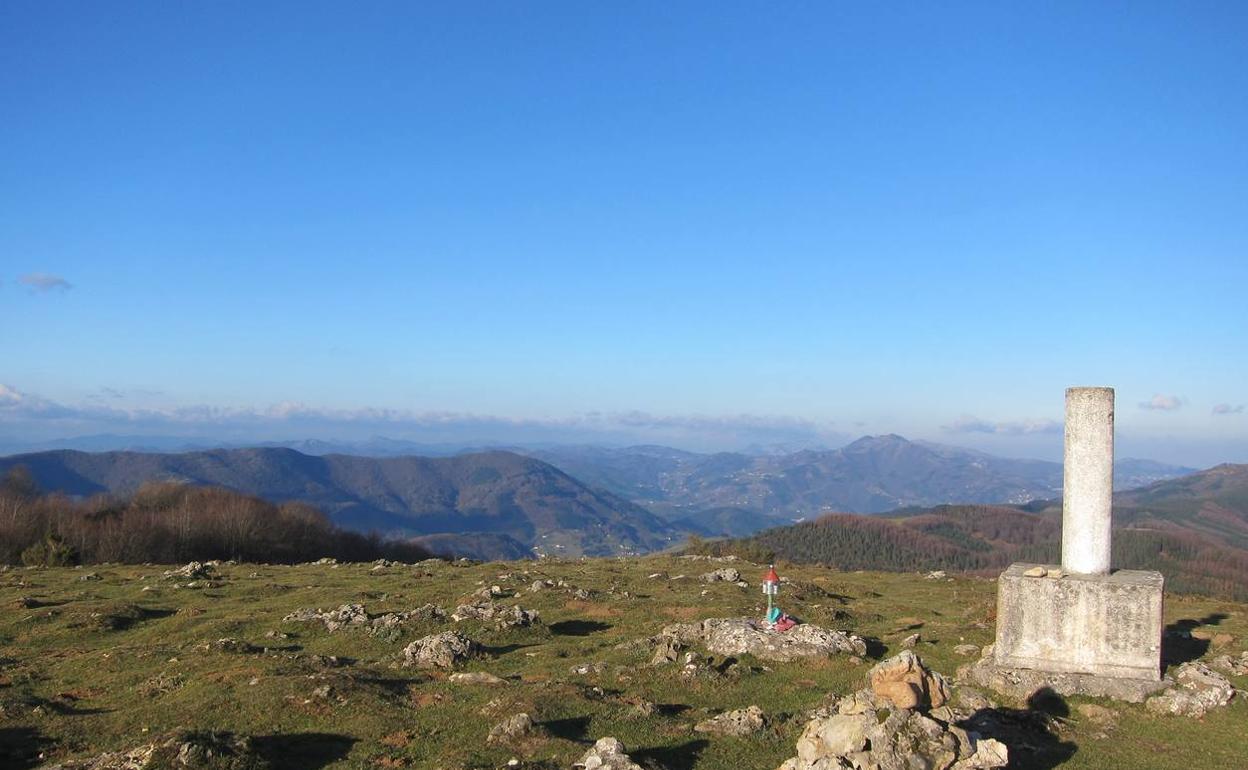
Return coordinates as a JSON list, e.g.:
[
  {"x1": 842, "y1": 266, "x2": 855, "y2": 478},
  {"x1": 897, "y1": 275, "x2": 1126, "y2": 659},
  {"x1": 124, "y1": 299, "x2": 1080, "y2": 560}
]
[{"x1": 697, "y1": 494, "x2": 1248, "y2": 601}]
